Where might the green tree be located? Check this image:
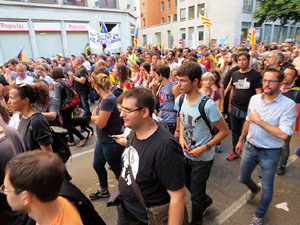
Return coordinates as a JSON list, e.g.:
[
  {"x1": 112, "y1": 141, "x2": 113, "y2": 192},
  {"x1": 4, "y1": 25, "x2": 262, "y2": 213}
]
[{"x1": 254, "y1": 0, "x2": 300, "y2": 43}]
